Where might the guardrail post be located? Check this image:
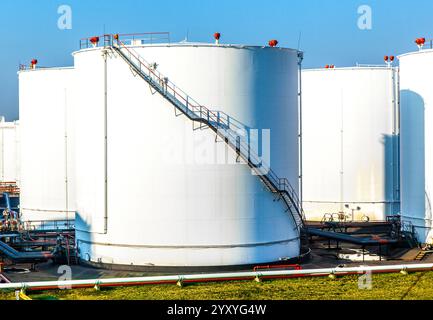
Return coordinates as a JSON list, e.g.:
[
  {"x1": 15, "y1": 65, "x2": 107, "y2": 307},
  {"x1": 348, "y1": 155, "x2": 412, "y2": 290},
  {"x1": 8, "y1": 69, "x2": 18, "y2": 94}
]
[{"x1": 236, "y1": 136, "x2": 241, "y2": 158}]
